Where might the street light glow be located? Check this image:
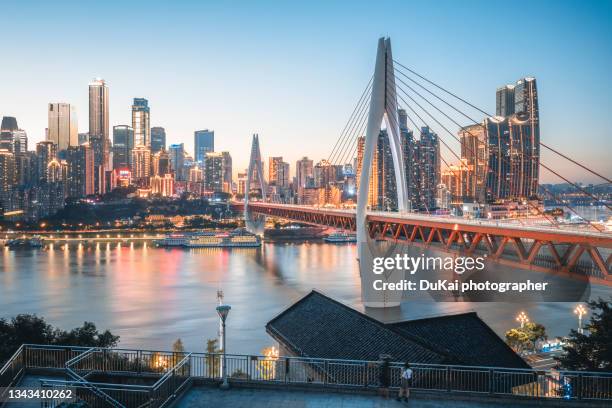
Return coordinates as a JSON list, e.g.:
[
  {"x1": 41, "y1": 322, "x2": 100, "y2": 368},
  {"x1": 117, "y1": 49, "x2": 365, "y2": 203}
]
[{"x1": 516, "y1": 311, "x2": 529, "y2": 328}]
